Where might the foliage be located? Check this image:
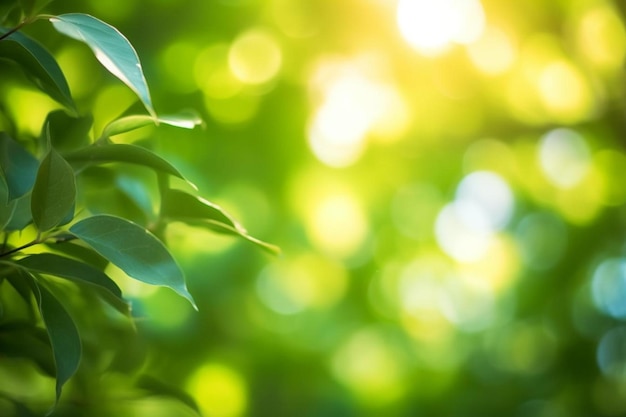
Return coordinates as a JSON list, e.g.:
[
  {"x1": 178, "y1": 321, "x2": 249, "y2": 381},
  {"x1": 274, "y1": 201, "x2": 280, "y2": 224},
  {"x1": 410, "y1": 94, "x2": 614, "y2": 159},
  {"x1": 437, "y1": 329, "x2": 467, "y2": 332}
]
[{"x1": 0, "y1": 1, "x2": 276, "y2": 415}]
